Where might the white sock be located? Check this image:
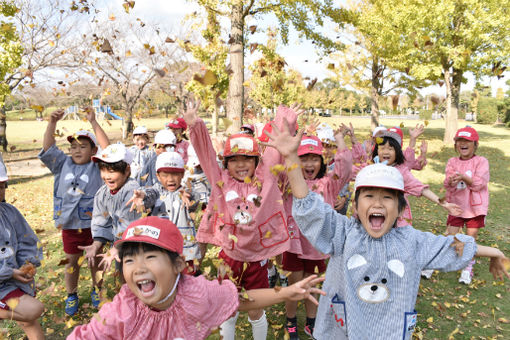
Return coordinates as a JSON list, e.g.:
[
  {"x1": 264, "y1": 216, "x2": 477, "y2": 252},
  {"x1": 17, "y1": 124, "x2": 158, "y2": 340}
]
[
  {"x1": 220, "y1": 312, "x2": 239, "y2": 340},
  {"x1": 249, "y1": 310, "x2": 268, "y2": 340},
  {"x1": 267, "y1": 265, "x2": 276, "y2": 277}
]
